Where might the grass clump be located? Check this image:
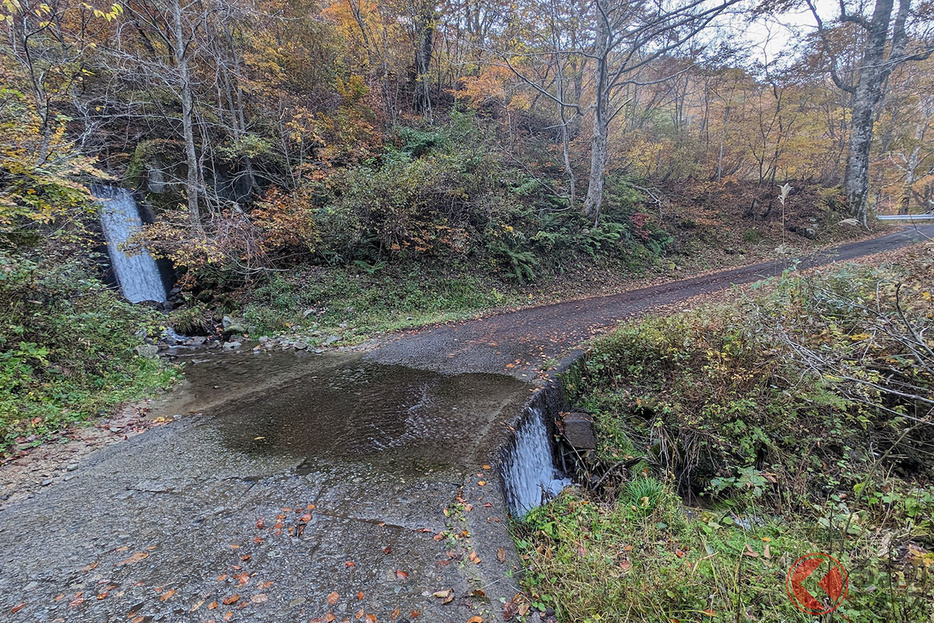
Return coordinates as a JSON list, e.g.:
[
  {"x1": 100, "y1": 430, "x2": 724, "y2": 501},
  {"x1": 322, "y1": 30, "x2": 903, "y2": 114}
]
[
  {"x1": 240, "y1": 264, "x2": 510, "y2": 342},
  {"x1": 519, "y1": 244, "x2": 934, "y2": 622}
]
